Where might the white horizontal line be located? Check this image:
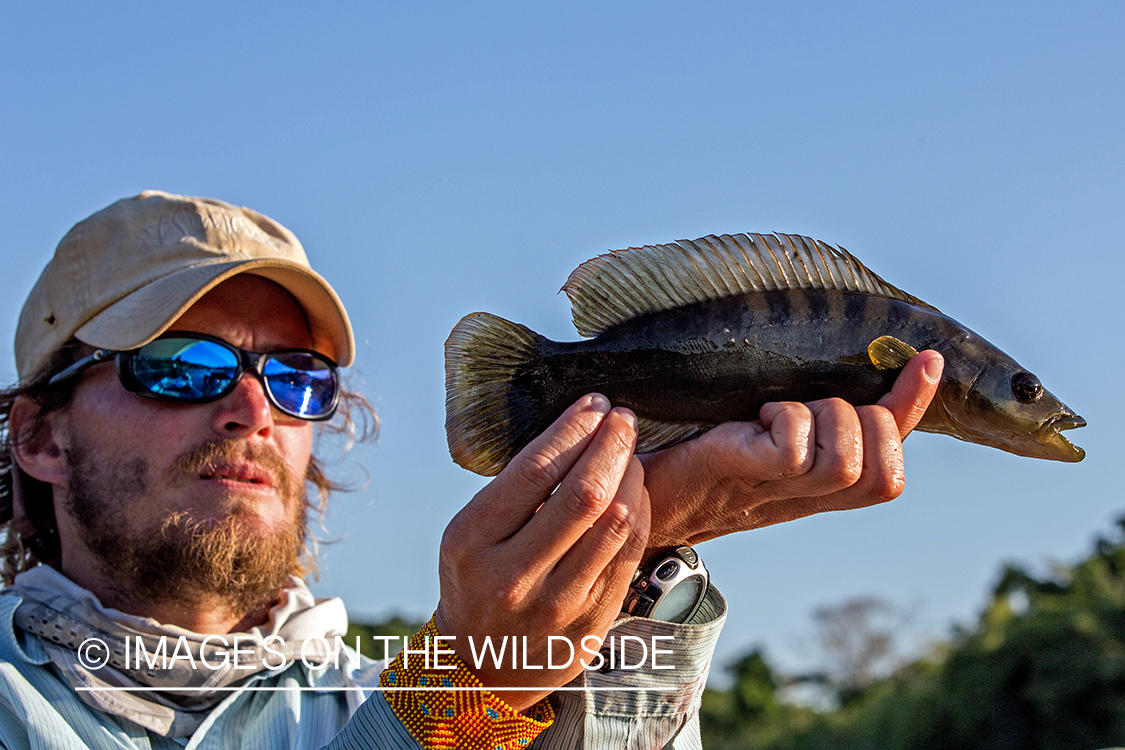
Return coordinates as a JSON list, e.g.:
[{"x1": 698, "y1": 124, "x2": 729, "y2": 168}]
[{"x1": 76, "y1": 686, "x2": 667, "y2": 693}]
